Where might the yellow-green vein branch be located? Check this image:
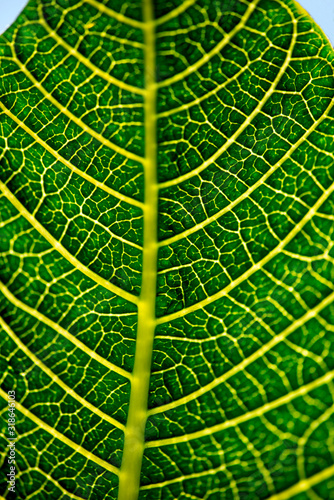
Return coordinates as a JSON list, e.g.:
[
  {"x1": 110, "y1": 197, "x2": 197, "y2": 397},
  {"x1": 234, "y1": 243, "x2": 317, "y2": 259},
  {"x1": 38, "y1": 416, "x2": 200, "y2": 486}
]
[
  {"x1": 85, "y1": 0, "x2": 144, "y2": 29},
  {"x1": 0, "y1": 316, "x2": 125, "y2": 431},
  {"x1": 0, "y1": 180, "x2": 139, "y2": 305},
  {"x1": 159, "y1": 96, "x2": 334, "y2": 246},
  {"x1": 266, "y1": 463, "x2": 334, "y2": 500},
  {"x1": 146, "y1": 369, "x2": 334, "y2": 447},
  {"x1": 0, "y1": 388, "x2": 119, "y2": 476},
  {"x1": 151, "y1": 288, "x2": 334, "y2": 416},
  {"x1": 0, "y1": 279, "x2": 131, "y2": 379},
  {"x1": 13, "y1": 56, "x2": 145, "y2": 166},
  {"x1": 37, "y1": 4, "x2": 146, "y2": 96},
  {"x1": 0, "y1": 101, "x2": 144, "y2": 209},
  {"x1": 157, "y1": 179, "x2": 334, "y2": 324}
]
